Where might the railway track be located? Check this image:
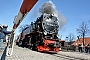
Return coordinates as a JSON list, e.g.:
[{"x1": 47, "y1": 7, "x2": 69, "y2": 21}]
[{"x1": 51, "y1": 53, "x2": 85, "y2": 60}]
